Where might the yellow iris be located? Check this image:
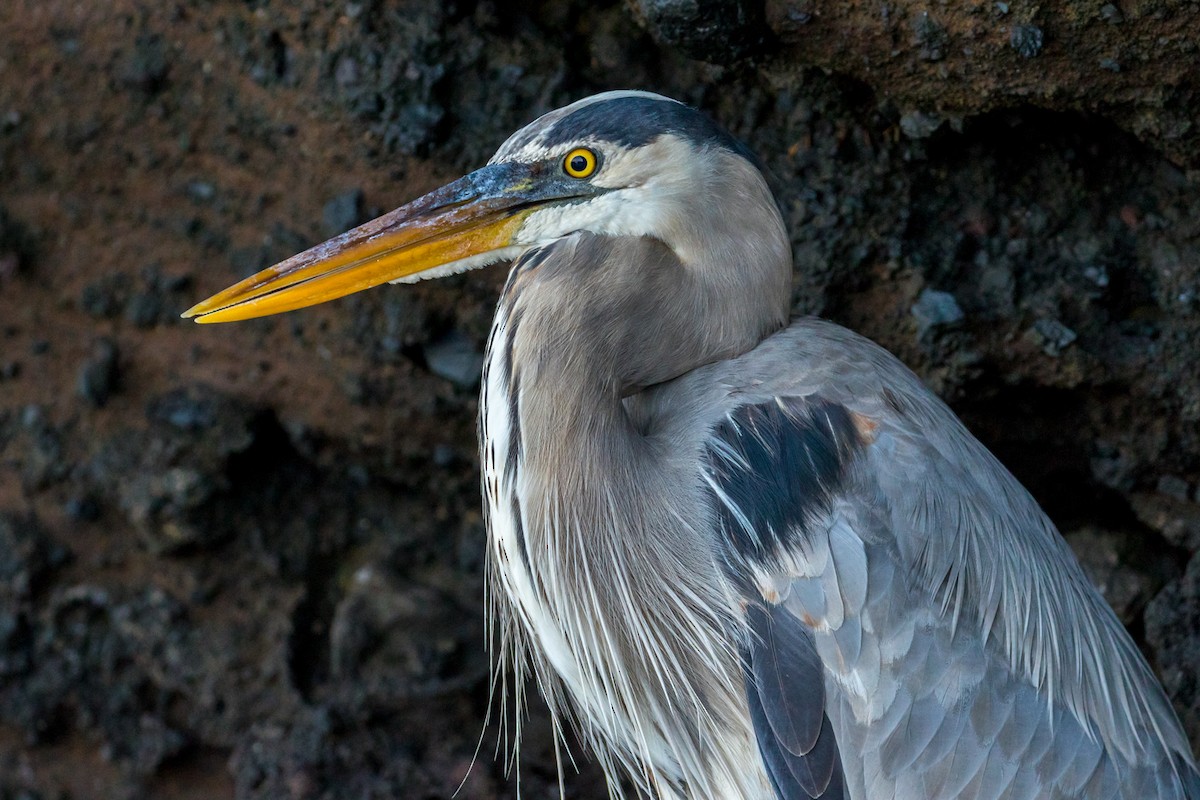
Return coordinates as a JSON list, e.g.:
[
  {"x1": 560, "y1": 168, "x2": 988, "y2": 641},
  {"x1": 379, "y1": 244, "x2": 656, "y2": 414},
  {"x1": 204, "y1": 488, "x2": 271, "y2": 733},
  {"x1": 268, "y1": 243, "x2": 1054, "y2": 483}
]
[{"x1": 563, "y1": 148, "x2": 598, "y2": 179}]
